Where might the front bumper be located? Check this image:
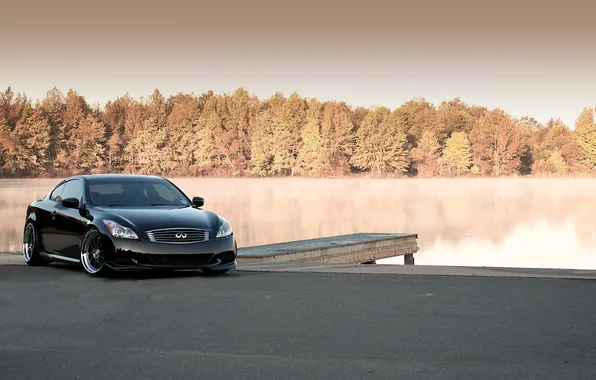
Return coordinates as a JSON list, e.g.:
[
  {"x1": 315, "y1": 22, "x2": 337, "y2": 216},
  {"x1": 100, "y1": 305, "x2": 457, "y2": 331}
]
[{"x1": 102, "y1": 234, "x2": 237, "y2": 271}]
